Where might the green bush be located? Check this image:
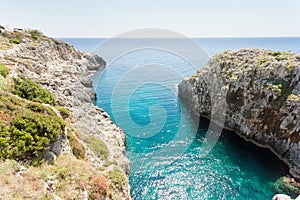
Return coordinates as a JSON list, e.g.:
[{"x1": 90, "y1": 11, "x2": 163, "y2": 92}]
[
  {"x1": 67, "y1": 131, "x2": 86, "y2": 159},
  {"x1": 56, "y1": 106, "x2": 71, "y2": 118},
  {"x1": 273, "y1": 176, "x2": 300, "y2": 198},
  {"x1": 13, "y1": 78, "x2": 56, "y2": 105},
  {"x1": 85, "y1": 136, "x2": 109, "y2": 160},
  {"x1": 0, "y1": 120, "x2": 11, "y2": 158},
  {"x1": 12, "y1": 111, "x2": 64, "y2": 158},
  {"x1": 0, "y1": 63, "x2": 9, "y2": 78},
  {"x1": 25, "y1": 29, "x2": 42, "y2": 40},
  {"x1": 9, "y1": 38, "x2": 22, "y2": 44},
  {"x1": 108, "y1": 167, "x2": 126, "y2": 190},
  {"x1": 268, "y1": 51, "x2": 282, "y2": 56},
  {"x1": 0, "y1": 94, "x2": 23, "y2": 113},
  {"x1": 0, "y1": 110, "x2": 65, "y2": 160},
  {"x1": 0, "y1": 93, "x2": 65, "y2": 162},
  {"x1": 26, "y1": 102, "x2": 56, "y2": 115},
  {"x1": 9, "y1": 31, "x2": 25, "y2": 44},
  {"x1": 103, "y1": 160, "x2": 117, "y2": 167}
]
